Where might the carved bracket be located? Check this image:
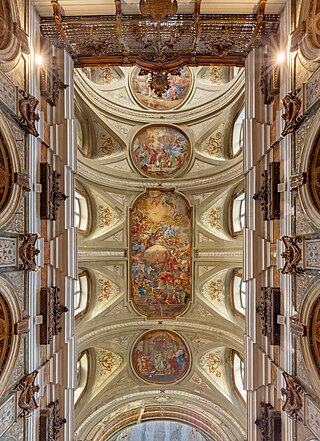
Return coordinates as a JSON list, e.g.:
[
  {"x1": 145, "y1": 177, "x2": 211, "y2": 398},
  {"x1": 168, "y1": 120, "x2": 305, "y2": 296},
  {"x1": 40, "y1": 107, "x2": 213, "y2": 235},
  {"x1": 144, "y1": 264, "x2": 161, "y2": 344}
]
[
  {"x1": 253, "y1": 162, "x2": 280, "y2": 221},
  {"x1": 281, "y1": 89, "x2": 302, "y2": 137},
  {"x1": 255, "y1": 402, "x2": 282, "y2": 441},
  {"x1": 18, "y1": 233, "x2": 40, "y2": 271},
  {"x1": 40, "y1": 400, "x2": 67, "y2": 441},
  {"x1": 14, "y1": 171, "x2": 31, "y2": 192},
  {"x1": 257, "y1": 287, "x2": 281, "y2": 345},
  {"x1": 281, "y1": 372, "x2": 303, "y2": 421},
  {"x1": 260, "y1": 53, "x2": 280, "y2": 105},
  {"x1": 40, "y1": 56, "x2": 68, "y2": 107},
  {"x1": 289, "y1": 315, "x2": 306, "y2": 336},
  {"x1": 18, "y1": 90, "x2": 40, "y2": 137},
  {"x1": 17, "y1": 370, "x2": 39, "y2": 417},
  {"x1": 40, "y1": 287, "x2": 68, "y2": 345},
  {"x1": 281, "y1": 235, "x2": 304, "y2": 275},
  {"x1": 40, "y1": 163, "x2": 67, "y2": 221}
]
